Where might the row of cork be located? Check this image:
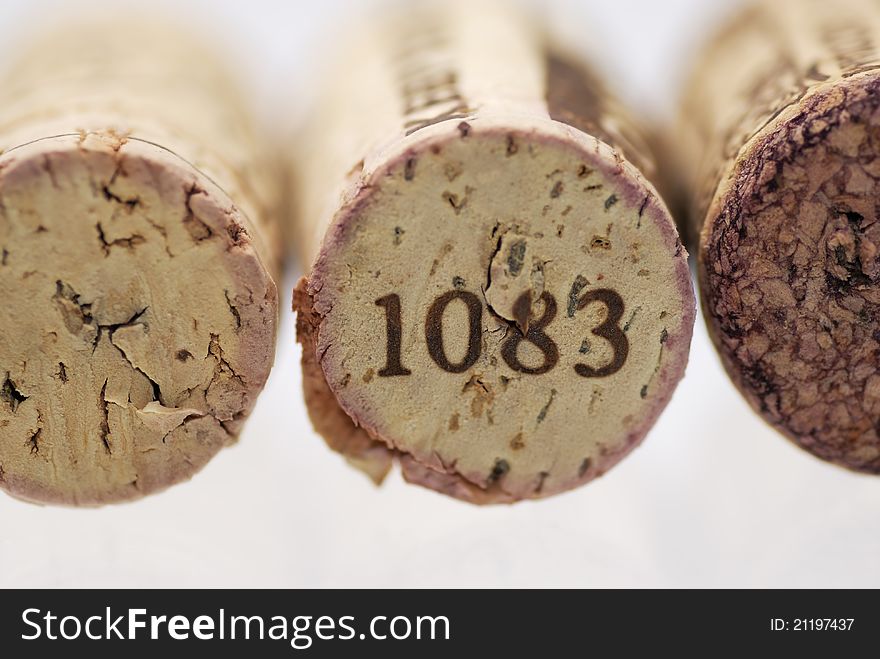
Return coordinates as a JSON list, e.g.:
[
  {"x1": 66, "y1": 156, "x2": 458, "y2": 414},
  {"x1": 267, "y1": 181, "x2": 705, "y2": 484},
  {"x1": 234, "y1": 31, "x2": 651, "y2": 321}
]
[{"x1": 1, "y1": 0, "x2": 877, "y2": 506}]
